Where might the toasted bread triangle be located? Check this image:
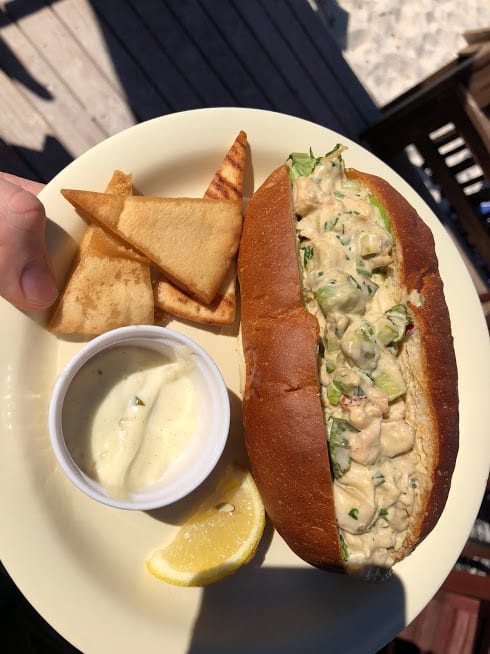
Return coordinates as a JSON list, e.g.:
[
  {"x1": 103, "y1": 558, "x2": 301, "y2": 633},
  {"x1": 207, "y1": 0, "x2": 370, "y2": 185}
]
[
  {"x1": 61, "y1": 190, "x2": 242, "y2": 304},
  {"x1": 49, "y1": 171, "x2": 154, "y2": 334},
  {"x1": 154, "y1": 130, "x2": 247, "y2": 324}
]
